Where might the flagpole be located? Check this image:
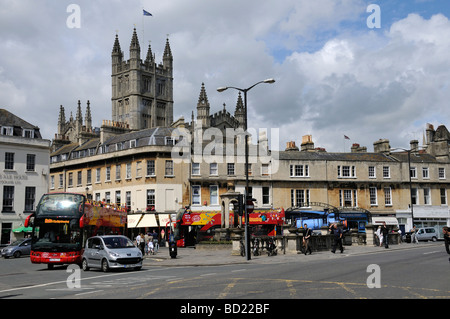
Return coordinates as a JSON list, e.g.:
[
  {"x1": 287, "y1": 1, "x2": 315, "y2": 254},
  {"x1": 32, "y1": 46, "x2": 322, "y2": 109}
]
[
  {"x1": 343, "y1": 135, "x2": 350, "y2": 152},
  {"x1": 142, "y1": 7, "x2": 145, "y2": 48}
]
